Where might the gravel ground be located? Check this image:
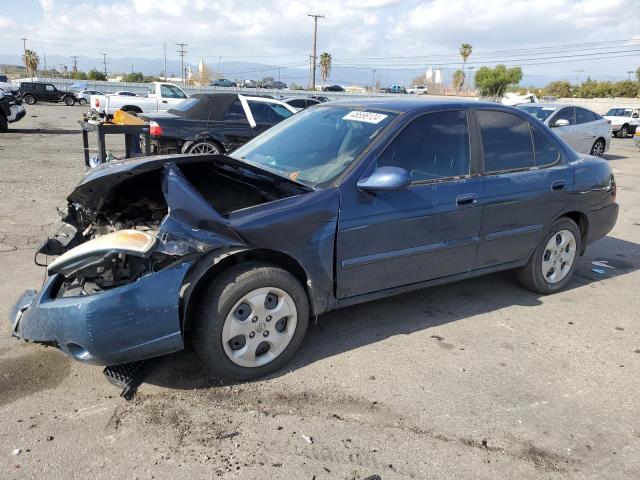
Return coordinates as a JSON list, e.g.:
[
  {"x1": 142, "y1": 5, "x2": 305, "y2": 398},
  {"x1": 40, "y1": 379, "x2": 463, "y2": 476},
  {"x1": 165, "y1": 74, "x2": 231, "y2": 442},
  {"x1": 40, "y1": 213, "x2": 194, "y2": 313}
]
[{"x1": 0, "y1": 104, "x2": 639, "y2": 479}]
